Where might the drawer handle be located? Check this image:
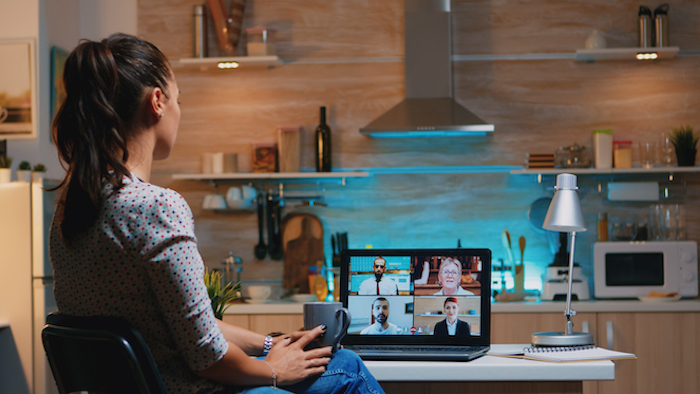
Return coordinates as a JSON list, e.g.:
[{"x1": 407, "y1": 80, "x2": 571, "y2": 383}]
[{"x1": 606, "y1": 321, "x2": 614, "y2": 349}]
